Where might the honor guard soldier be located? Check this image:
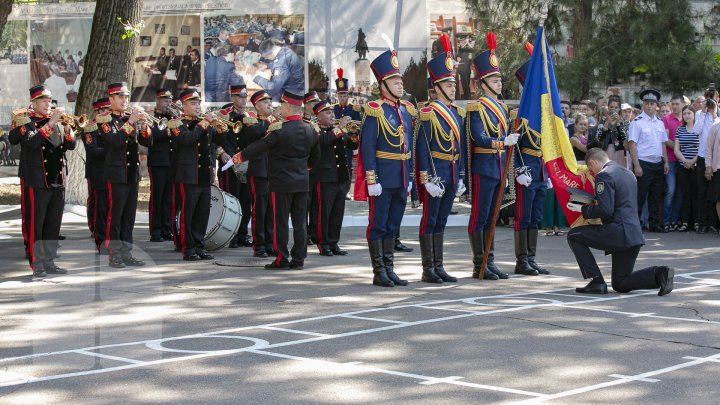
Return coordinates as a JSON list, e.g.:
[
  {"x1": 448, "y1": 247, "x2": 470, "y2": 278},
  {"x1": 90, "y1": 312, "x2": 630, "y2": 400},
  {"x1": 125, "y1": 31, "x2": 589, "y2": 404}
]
[
  {"x1": 416, "y1": 34, "x2": 466, "y2": 284},
  {"x1": 465, "y1": 32, "x2": 519, "y2": 280},
  {"x1": 512, "y1": 44, "x2": 549, "y2": 276},
  {"x1": 567, "y1": 148, "x2": 674, "y2": 296},
  {"x1": 229, "y1": 90, "x2": 320, "y2": 269},
  {"x1": 10, "y1": 85, "x2": 76, "y2": 277},
  {"x1": 148, "y1": 88, "x2": 175, "y2": 242},
  {"x1": 217, "y1": 84, "x2": 253, "y2": 248},
  {"x1": 303, "y1": 91, "x2": 322, "y2": 248},
  {"x1": 99, "y1": 82, "x2": 152, "y2": 268},
  {"x1": 360, "y1": 45, "x2": 415, "y2": 287},
  {"x1": 85, "y1": 97, "x2": 111, "y2": 254},
  {"x1": 168, "y1": 89, "x2": 225, "y2": 261},
  {"x1": 244, "y1": 90, "x2": 275, "y2": 257},
  {"x1": 334, "y1": 68, "x2": 362, "y2": 192},
  {"x1": 313, "y1": 100, "x2": 358, "y2": 256}
]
